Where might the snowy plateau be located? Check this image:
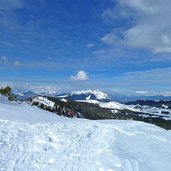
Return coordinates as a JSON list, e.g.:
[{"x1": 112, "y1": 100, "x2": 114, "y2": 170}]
[{"x1": 0, "y1": 95, "x2": 171, "y2": 171}]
